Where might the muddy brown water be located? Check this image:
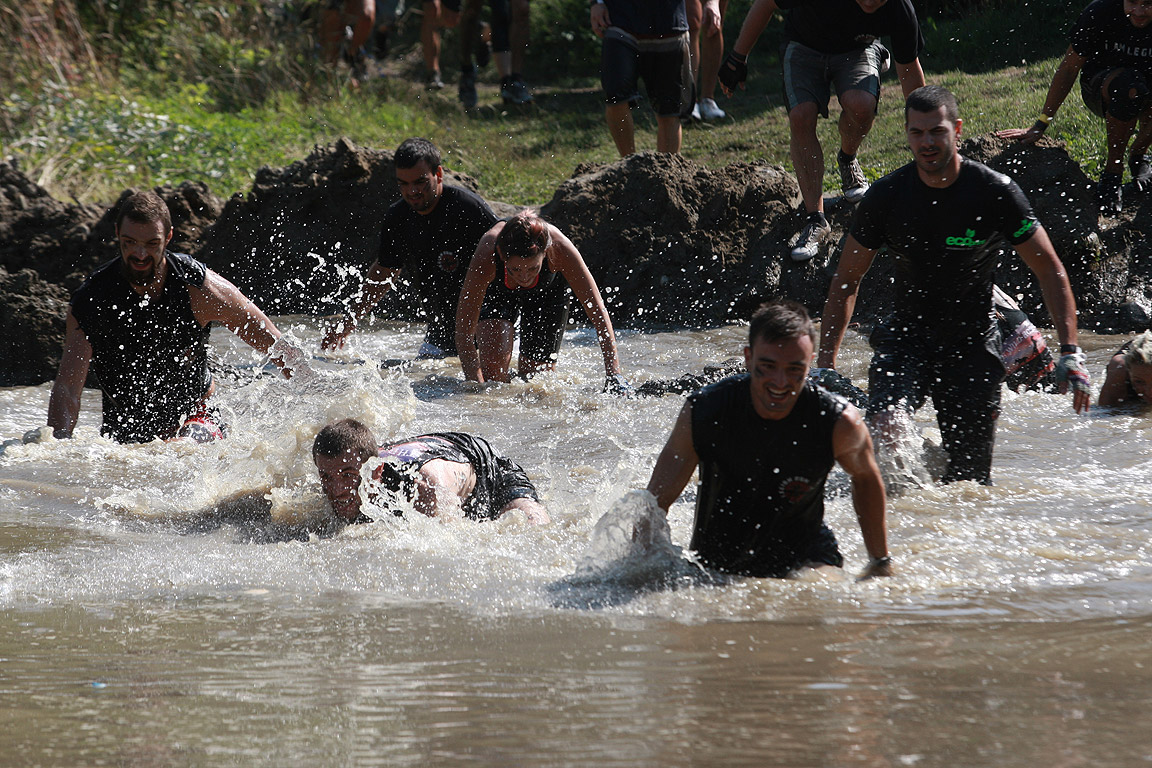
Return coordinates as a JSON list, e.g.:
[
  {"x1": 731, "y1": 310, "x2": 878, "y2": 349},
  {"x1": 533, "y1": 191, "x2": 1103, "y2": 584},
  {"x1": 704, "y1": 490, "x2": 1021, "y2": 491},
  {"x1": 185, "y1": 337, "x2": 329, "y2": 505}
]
[{"x1": 1, "y1": 321, "x2": 1150, "y2": 766}]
